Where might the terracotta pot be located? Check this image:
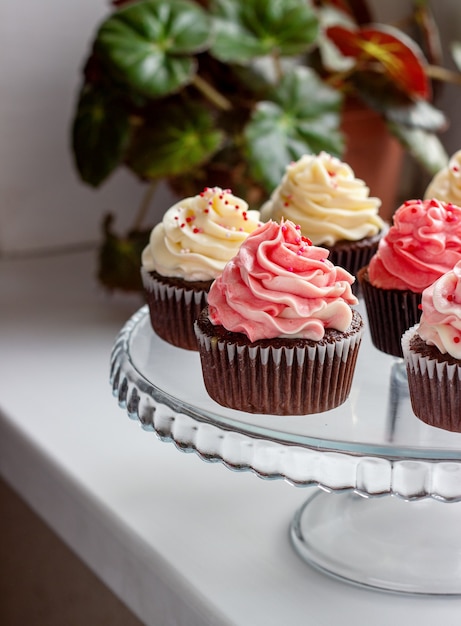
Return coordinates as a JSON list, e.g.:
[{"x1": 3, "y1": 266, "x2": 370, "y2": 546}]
[{"x1": 341, "y1": 103, "x2": 404, "y2": 221}]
